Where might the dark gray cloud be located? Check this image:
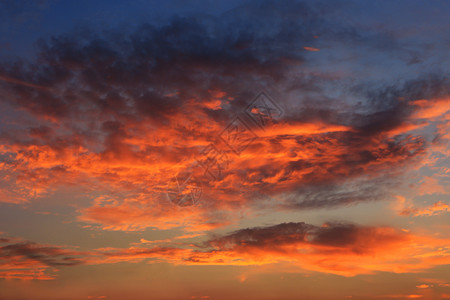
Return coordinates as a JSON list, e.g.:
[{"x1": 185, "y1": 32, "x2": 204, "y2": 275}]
[
  {"x1": 204, "y1": 221, "x2": 407, "y2": 254},
  {"x1": 352, "y1": 75, "x2": 450, "y2": 135},
  {"x1": 0, "y1": 239, "x2": 84, "y2": 267}
]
